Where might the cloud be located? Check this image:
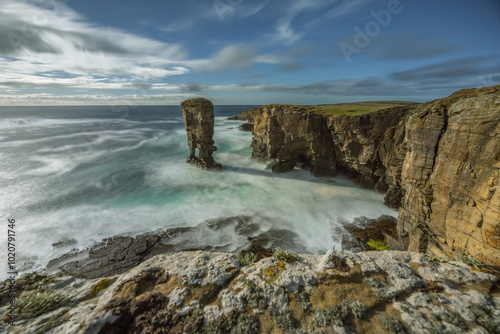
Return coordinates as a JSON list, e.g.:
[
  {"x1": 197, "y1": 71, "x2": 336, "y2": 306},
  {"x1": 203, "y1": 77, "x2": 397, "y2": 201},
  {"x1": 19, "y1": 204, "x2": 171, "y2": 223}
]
[
  {"x1": 0, "y1": 0, "x2": 189, "y2": 92},
  {"x1": 180, "y1": 82, "x2": 203, "y2": 93},
  {"x1": 161, "y1": 18, "x2": 197, "y2": 32},
  {"x1": 270, "y1": 0, "x2": 334, "y2": 45},
  {"x1": 206, "y1": 0, "x2": 271, "y2": 21},
  {"x1": 0, "y1": 92, "x2": 195, "y2": 106},
  {"x1": 204, "y1": 44, "x2": 256, "y2": 72},
  {"x1": 391, "y1": 57, "x2": 499, "y2": 83},
  {"x1": 326, "y1": 0, "x2": 375, "y2": 18},
  {"x1": 362, "y1": 32, "x2": 457, "y2": 61}
]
